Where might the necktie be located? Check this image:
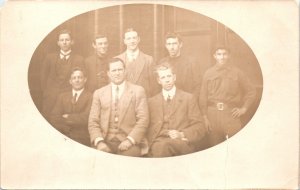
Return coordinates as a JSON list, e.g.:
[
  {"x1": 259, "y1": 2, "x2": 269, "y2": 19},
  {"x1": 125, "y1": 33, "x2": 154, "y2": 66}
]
[
  {"x1": 114, "y1": 86, "x2": 119, "y2": 123},
  {"x1": 72, "y1": 93, "x2": 77, "y2": 104},
  {"x1": 167, "y1": 94, "x2": 171, "y2": 102}
]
